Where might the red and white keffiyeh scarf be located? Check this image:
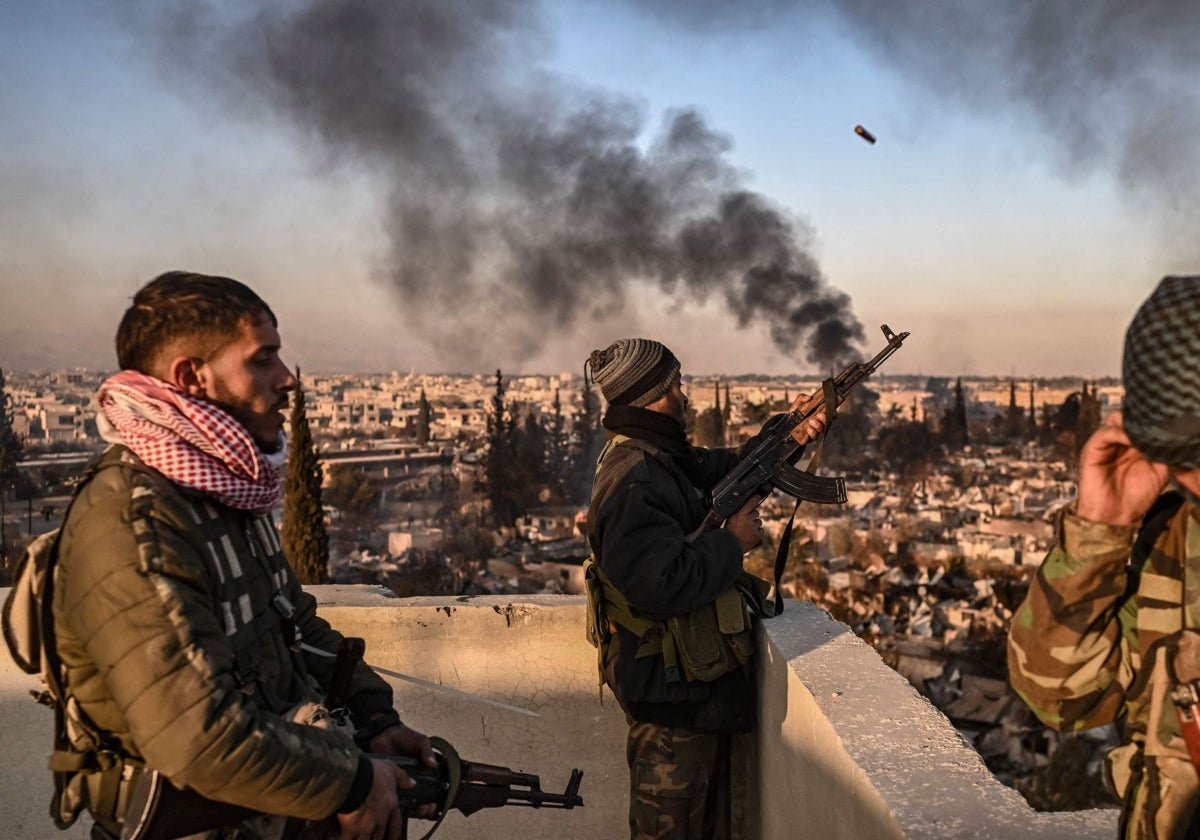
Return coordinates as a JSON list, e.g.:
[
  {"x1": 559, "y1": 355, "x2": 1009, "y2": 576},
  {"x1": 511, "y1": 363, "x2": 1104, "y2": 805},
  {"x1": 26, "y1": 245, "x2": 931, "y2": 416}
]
[{"x1": 95, "y1": 370, "x2": 285, "y2": 513}]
